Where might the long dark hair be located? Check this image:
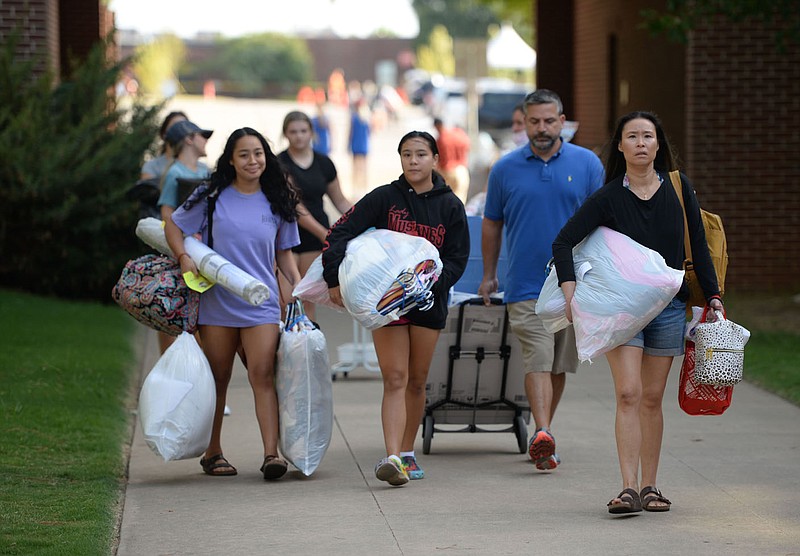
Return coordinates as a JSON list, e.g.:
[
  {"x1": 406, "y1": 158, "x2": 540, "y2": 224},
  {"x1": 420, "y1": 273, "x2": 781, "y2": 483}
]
[
  {"x1": 185, "y1": 127, "x2": 300, "y2": 222},
  {"x1": 602, "y1": 111, "x2": 678, "y2": 183}
]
